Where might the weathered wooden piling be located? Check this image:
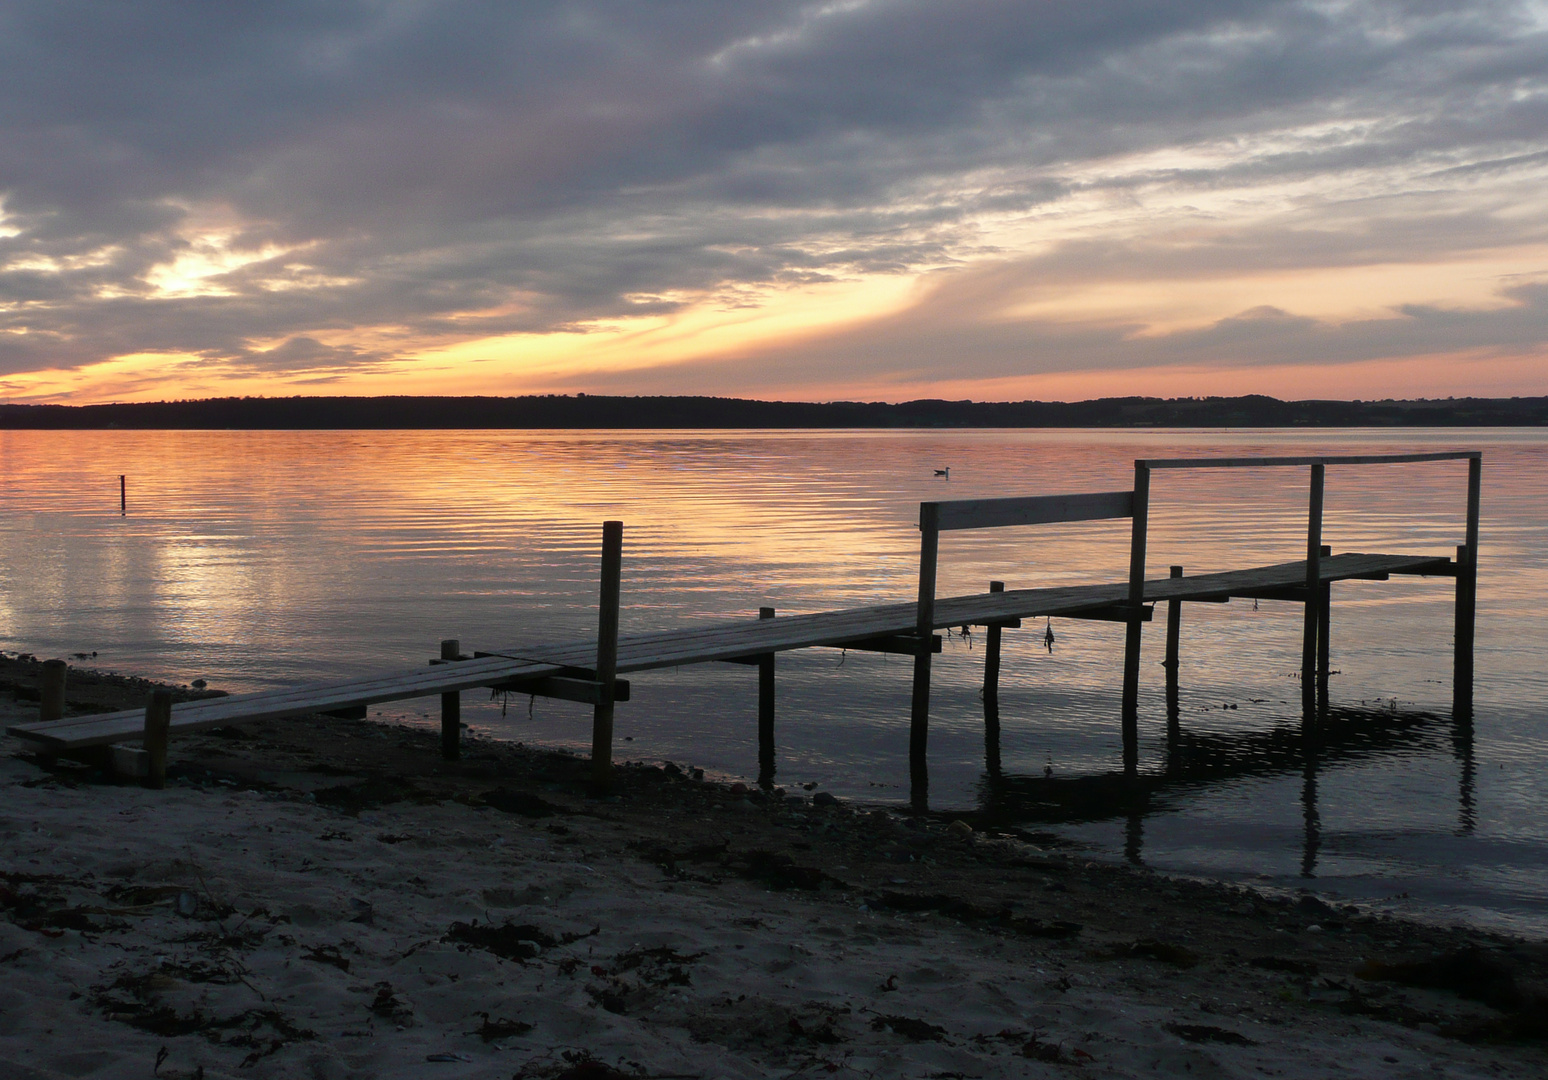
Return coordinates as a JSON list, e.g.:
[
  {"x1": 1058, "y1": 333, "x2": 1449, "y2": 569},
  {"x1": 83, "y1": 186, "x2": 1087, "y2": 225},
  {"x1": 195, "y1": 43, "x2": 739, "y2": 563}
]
[
  {"x1": 984, "y1": 580, "x2": 1004, "y2": 779},
  {"x1": 1164, "y1": 566, "x2": 1183, "y2": 728},
  {"x1": 1453, "y1": 455, "x2": 1482, "y2": 719},
  {"x1": 983, "y1": 581, "x2": 1005, "y2": 704},
  {"x1": 590, "y1": 521, "x2": 623, "y2": 793},
  {"x1": 143, "y1": 690, "x2": 172, "y2": 789},
  {"x1": 1301, "y1": 464, "x2": 1325, "y2": 717},
  {"x1": 1121, "y1": 463, "x2": 1151, "y2": 774},
  {"x1": 40, "y1": 658, "x2": 67, "y2": 723},
  {"x1": 758, "y1": 607, "x2": 776, "y2": 787},
  {"x1": 911, "y1": 502, "x2": 941, "y2": 808},
  {"x1": 120, "y1": 475, "x2": 126, "y2": 516},
  {"x1": 1316, "y1": 546, "x2": 1332, "y2": 714},
  {"x1": 440, "y1": 639, "x2": 461, "y2": 760}
]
